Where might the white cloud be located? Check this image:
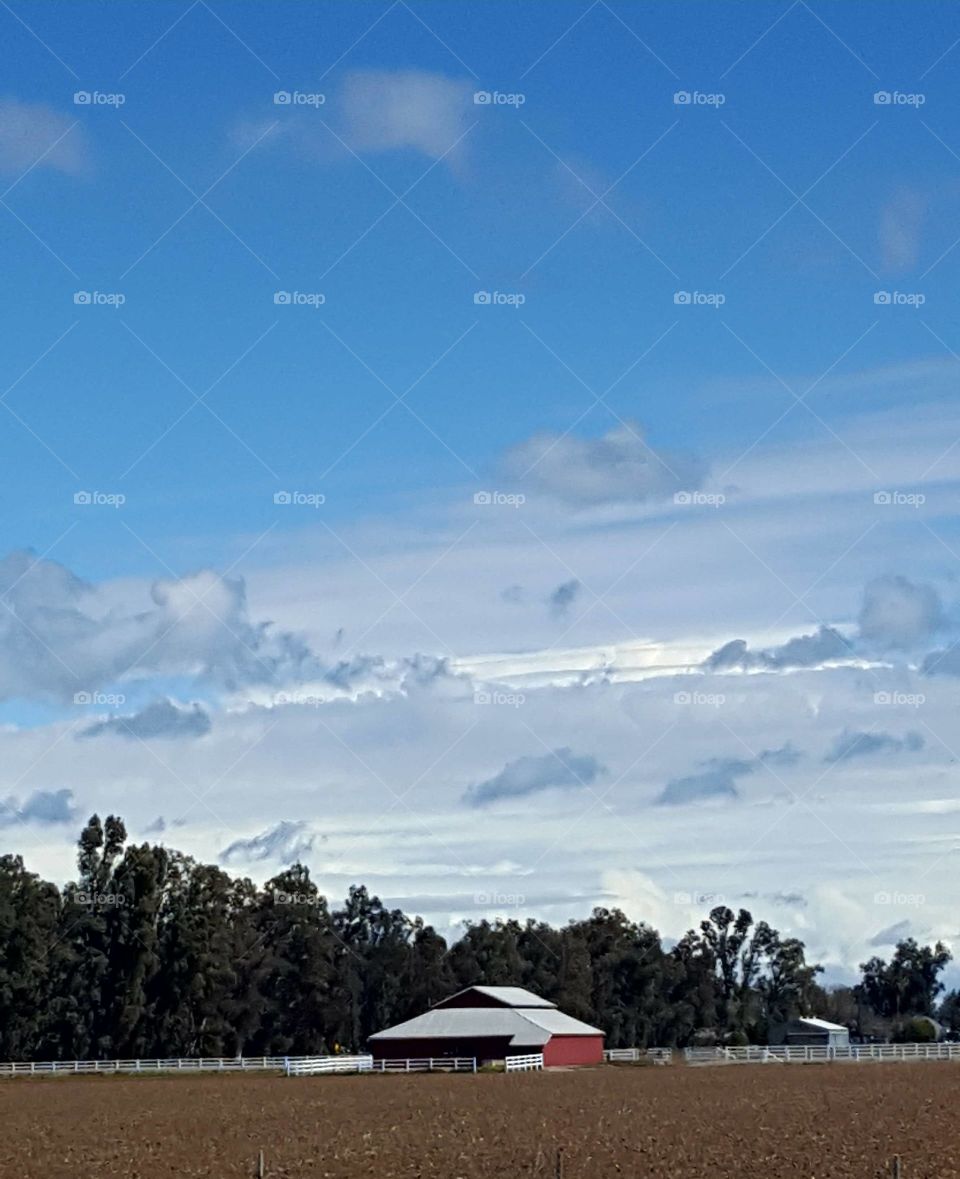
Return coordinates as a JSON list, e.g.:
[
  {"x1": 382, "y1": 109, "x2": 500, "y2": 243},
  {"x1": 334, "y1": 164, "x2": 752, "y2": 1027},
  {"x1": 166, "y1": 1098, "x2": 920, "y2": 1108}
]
[
  {"x1": 0, "y1": 99, "x2": 87, "y2": 176},
  {"x1": 339, "y1": 69, "x2": 473, "y2": 161}
]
